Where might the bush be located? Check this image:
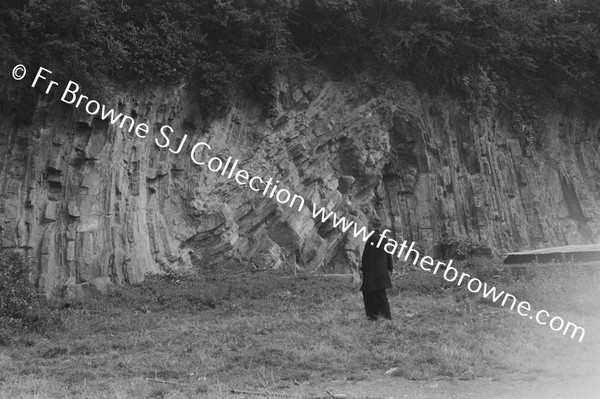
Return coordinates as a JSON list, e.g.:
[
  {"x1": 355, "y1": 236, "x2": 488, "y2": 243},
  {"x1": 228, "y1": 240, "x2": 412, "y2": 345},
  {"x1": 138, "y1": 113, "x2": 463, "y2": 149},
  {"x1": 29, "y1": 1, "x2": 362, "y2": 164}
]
[
  {"x1": 0, "y1": 249, "x2": 60, "y2": 334},
  {"x1": 3, "y1": 0, "x2": 600, "y2": 138},
  {"x1": 438, "y1": 236, "x2": 489, "y2": 260}
]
